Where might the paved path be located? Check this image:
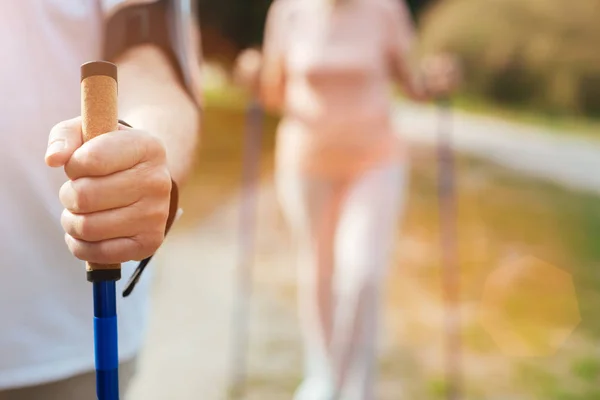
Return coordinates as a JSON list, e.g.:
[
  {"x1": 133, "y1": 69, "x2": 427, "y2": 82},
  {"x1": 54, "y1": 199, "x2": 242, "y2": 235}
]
[
  {"x1": 394, "y1": 101, "x2": 600, "y2": 194},
  {"x1": 125, "y1": 183, "x2": 300, "y2": 400},
  {"x1": 122, "y1": 184, "x2": 310, "y2": 400}
]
